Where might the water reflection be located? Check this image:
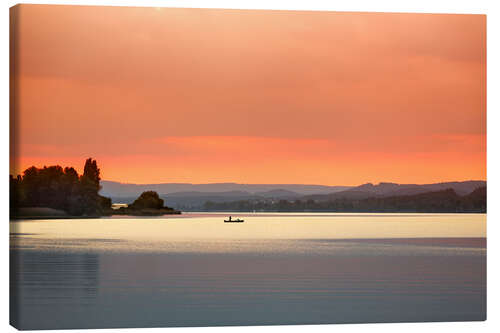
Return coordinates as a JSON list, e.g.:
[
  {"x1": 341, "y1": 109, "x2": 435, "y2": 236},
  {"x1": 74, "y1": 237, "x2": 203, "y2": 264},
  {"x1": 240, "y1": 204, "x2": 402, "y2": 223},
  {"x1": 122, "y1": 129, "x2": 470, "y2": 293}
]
[
  {"x1": 9, "y1": 214, "x2": 487, "y2": 329},
  {"x1": 10, "y1": 250, "x2": 99, "y2": 329},
  {"x1": 10, "y1": 244, "x2": 486, "y2": 330}
]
